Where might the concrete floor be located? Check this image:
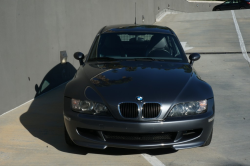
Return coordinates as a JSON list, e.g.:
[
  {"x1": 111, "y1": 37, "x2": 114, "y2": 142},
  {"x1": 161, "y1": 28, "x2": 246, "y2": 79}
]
[
  {"x1": 1, "y1": 10, "x2": 250, "y2": 166},
  {"x1": 156, "y1": 9, "x2": 250, "y2": 54}
]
